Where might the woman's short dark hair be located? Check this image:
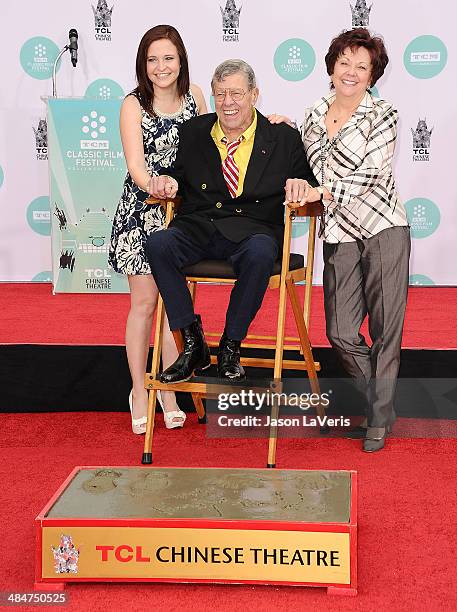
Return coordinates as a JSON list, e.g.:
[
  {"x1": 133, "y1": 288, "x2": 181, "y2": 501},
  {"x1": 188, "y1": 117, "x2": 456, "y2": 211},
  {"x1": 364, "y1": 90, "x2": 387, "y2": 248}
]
[
  {"x1": 325, "y1": 28, "x2": 389, "y2": 88},
  {"x1": 133, "y1": 25, "x2": 190, "y2": 113}
]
